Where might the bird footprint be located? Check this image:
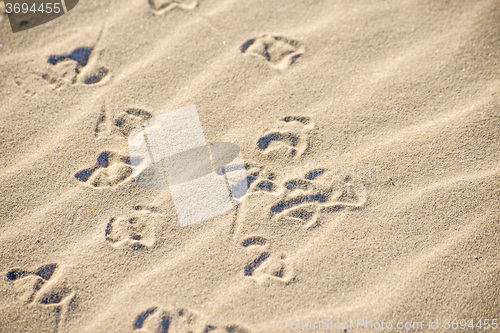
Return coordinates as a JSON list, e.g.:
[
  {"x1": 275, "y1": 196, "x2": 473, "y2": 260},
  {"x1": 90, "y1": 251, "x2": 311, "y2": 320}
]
[
  {"x1": 74, "y1": 151, "x2": 134, "y2": 188},
  {"x1": 241, "y1": 35, "x2": 305, "y2": 70},
  {"x1": 241, "y1": 236, "x2": 294, "y2": 284},
  {"x1": 257, "y1": 116, "x2": 315, "y2": 160},
  {"x1": 105, "y1": 205, "x2": 160, "y2": 249}
]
